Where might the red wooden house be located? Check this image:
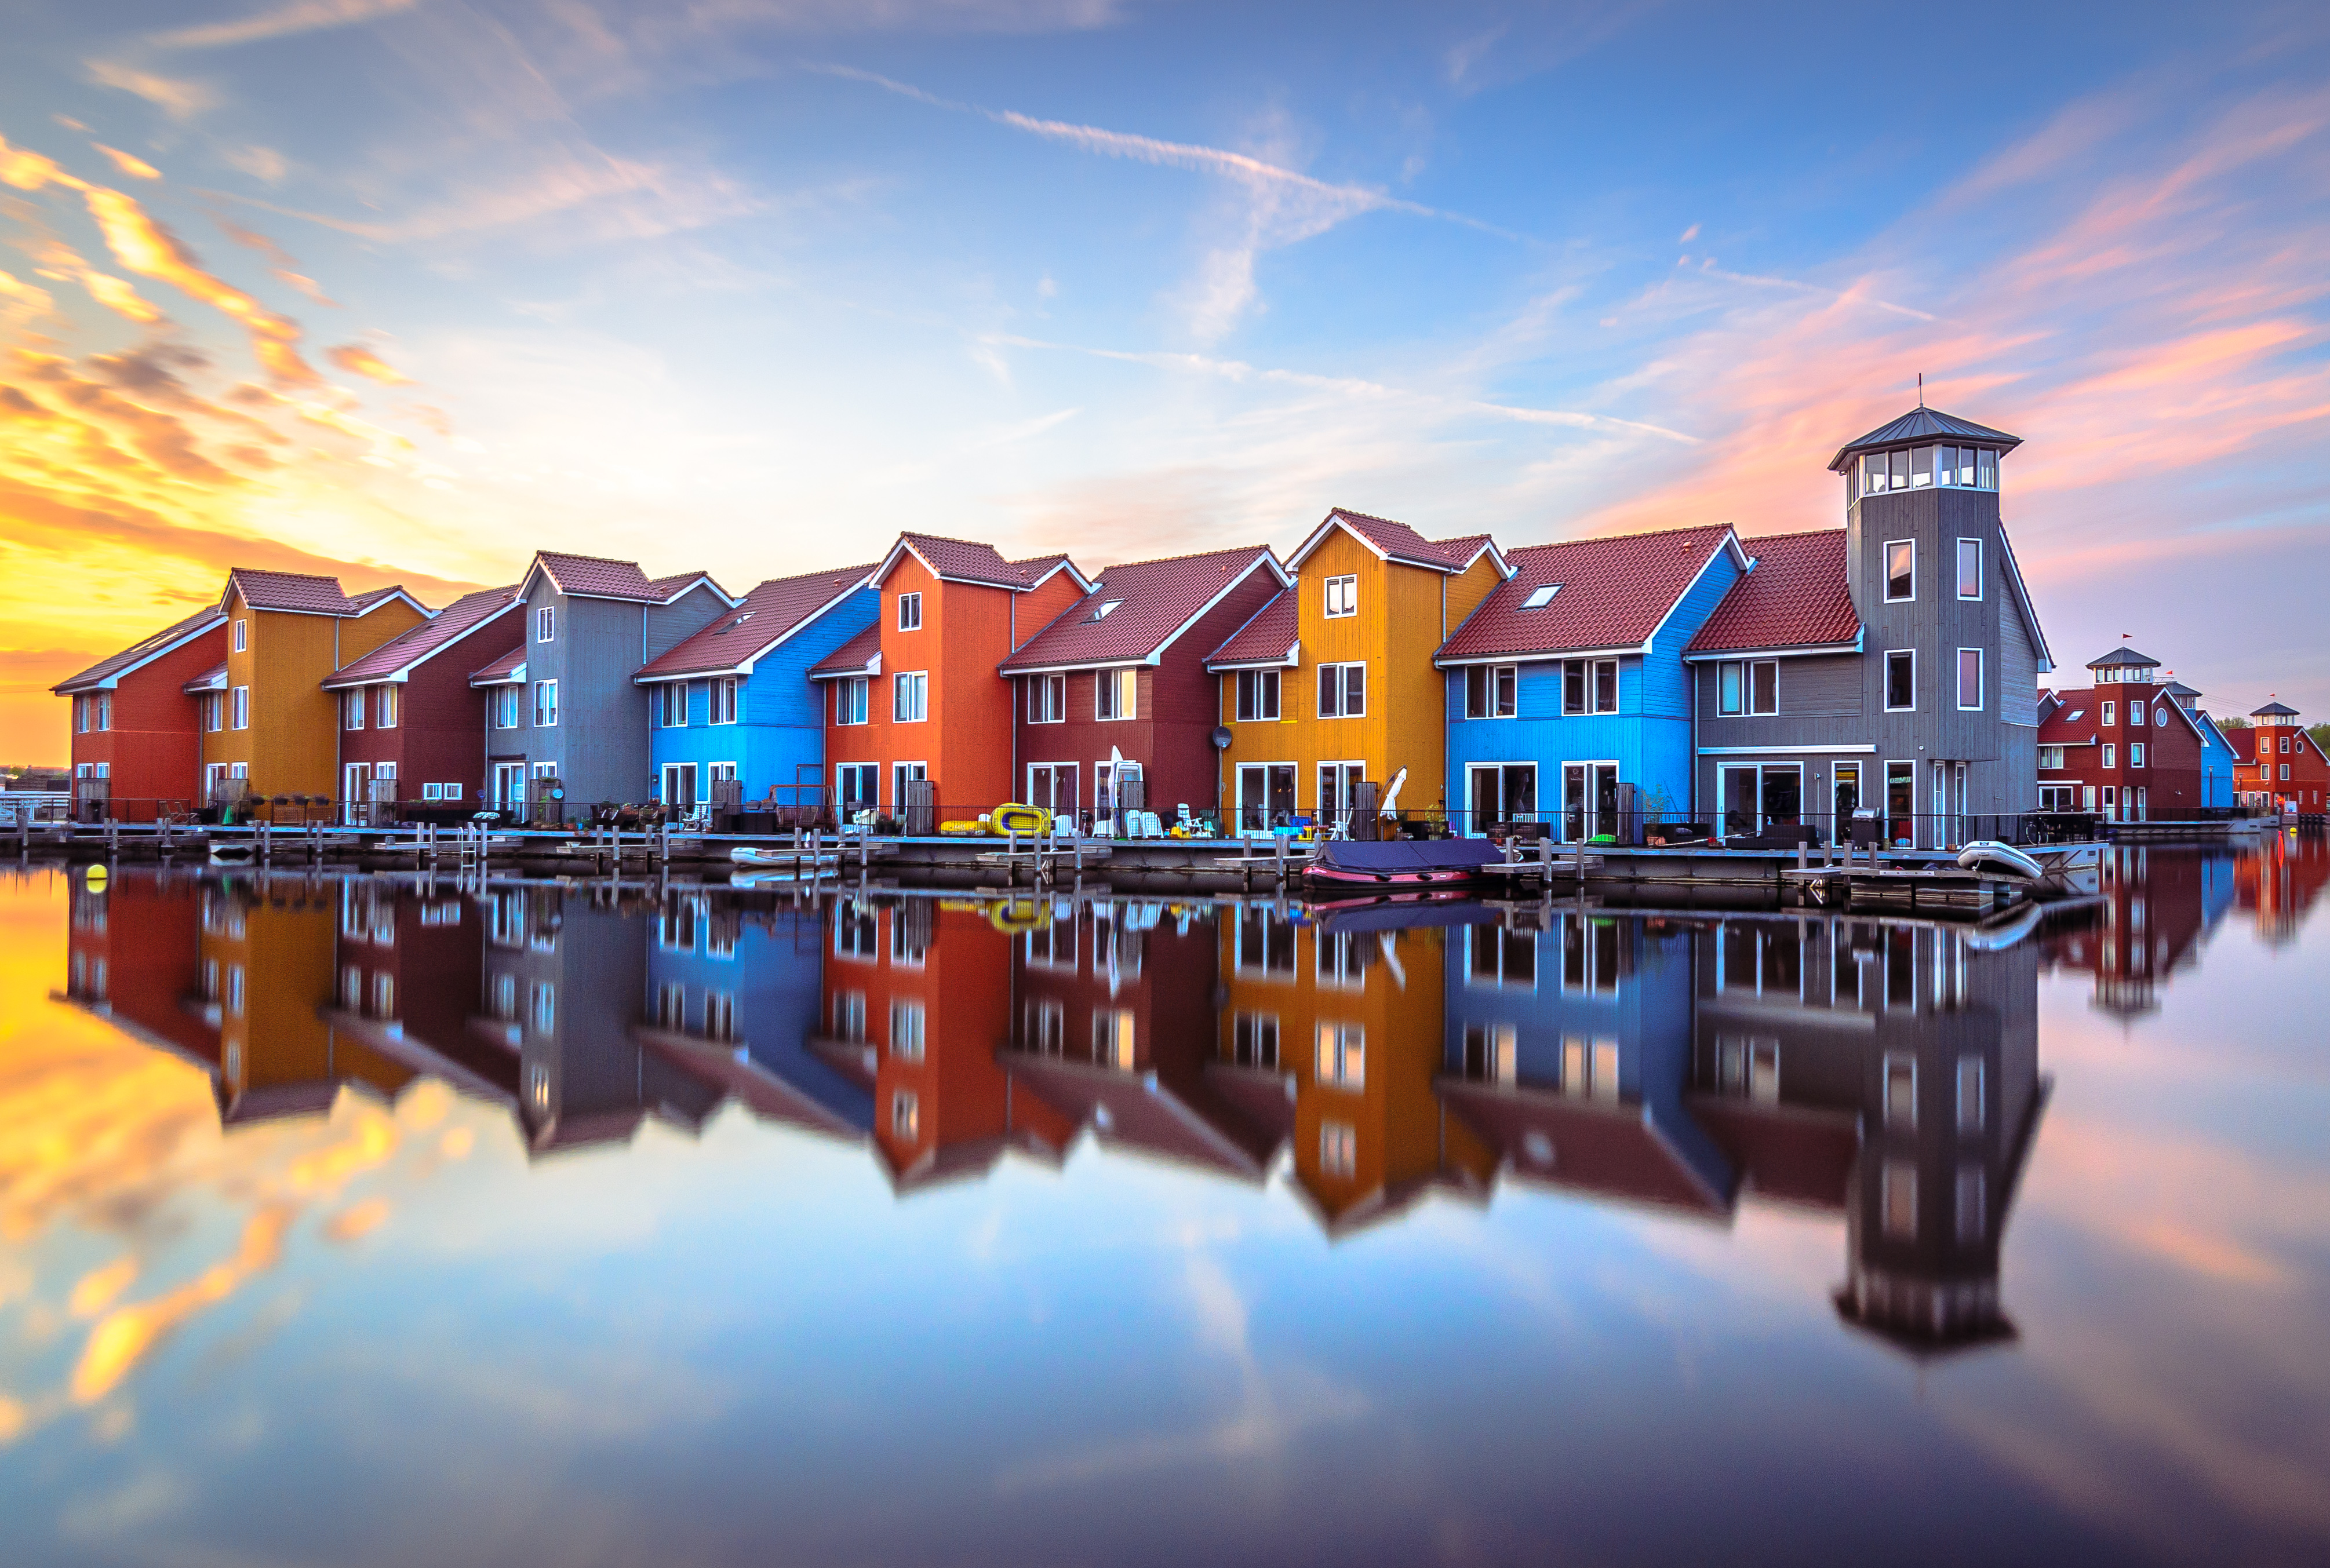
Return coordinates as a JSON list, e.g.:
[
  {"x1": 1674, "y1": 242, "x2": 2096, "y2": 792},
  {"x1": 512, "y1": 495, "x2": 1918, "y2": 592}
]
[
  {"x1": 809, "y1": 534, "x2": 1088, "y2": 826},
  {"x1": 2229, "y1": 701, "x2": 2329, "y2": 813},
  {"x1": 998, "y1": 545, "x2": 1287, "y2": 828},
  {"x1": 51, "y1": 607, "x2": 227, "y2": 820},
  {"x1": 319, "y1": 587, "x2": 525, "y2": 818},
  {"x1": 2036, "y1": 646, "x2": 2215, "y2": 821}
]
